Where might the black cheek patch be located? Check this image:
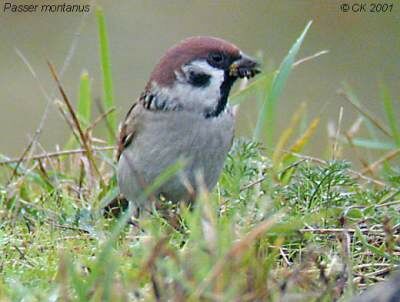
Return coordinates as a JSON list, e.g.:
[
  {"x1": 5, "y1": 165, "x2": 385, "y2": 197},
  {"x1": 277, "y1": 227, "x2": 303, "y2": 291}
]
[{"x1": 189, "y1": 72, "x2": 211, "y2": 87}]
